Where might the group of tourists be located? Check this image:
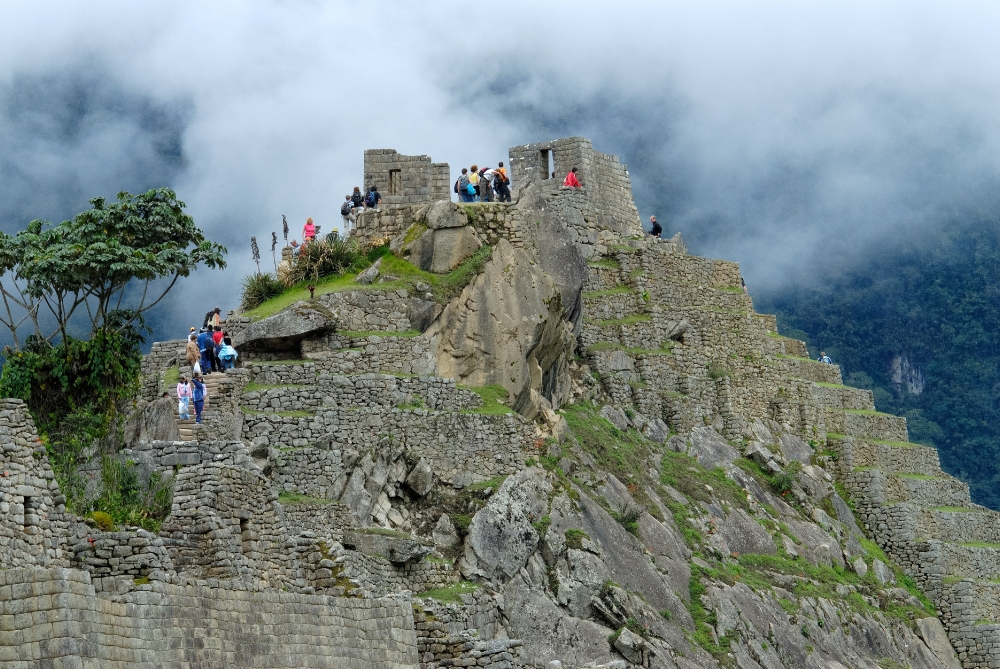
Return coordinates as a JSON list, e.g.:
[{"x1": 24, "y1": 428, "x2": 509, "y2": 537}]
[
  {"x1": 176, "y1": 307, "x2": 238, "y2": 423},
  {"x1": 340, "y1": 185, "x2": 382, "y2": 233},
  {"x1": 455, "y1": 163, "x2": 512, "y2": 203}
]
